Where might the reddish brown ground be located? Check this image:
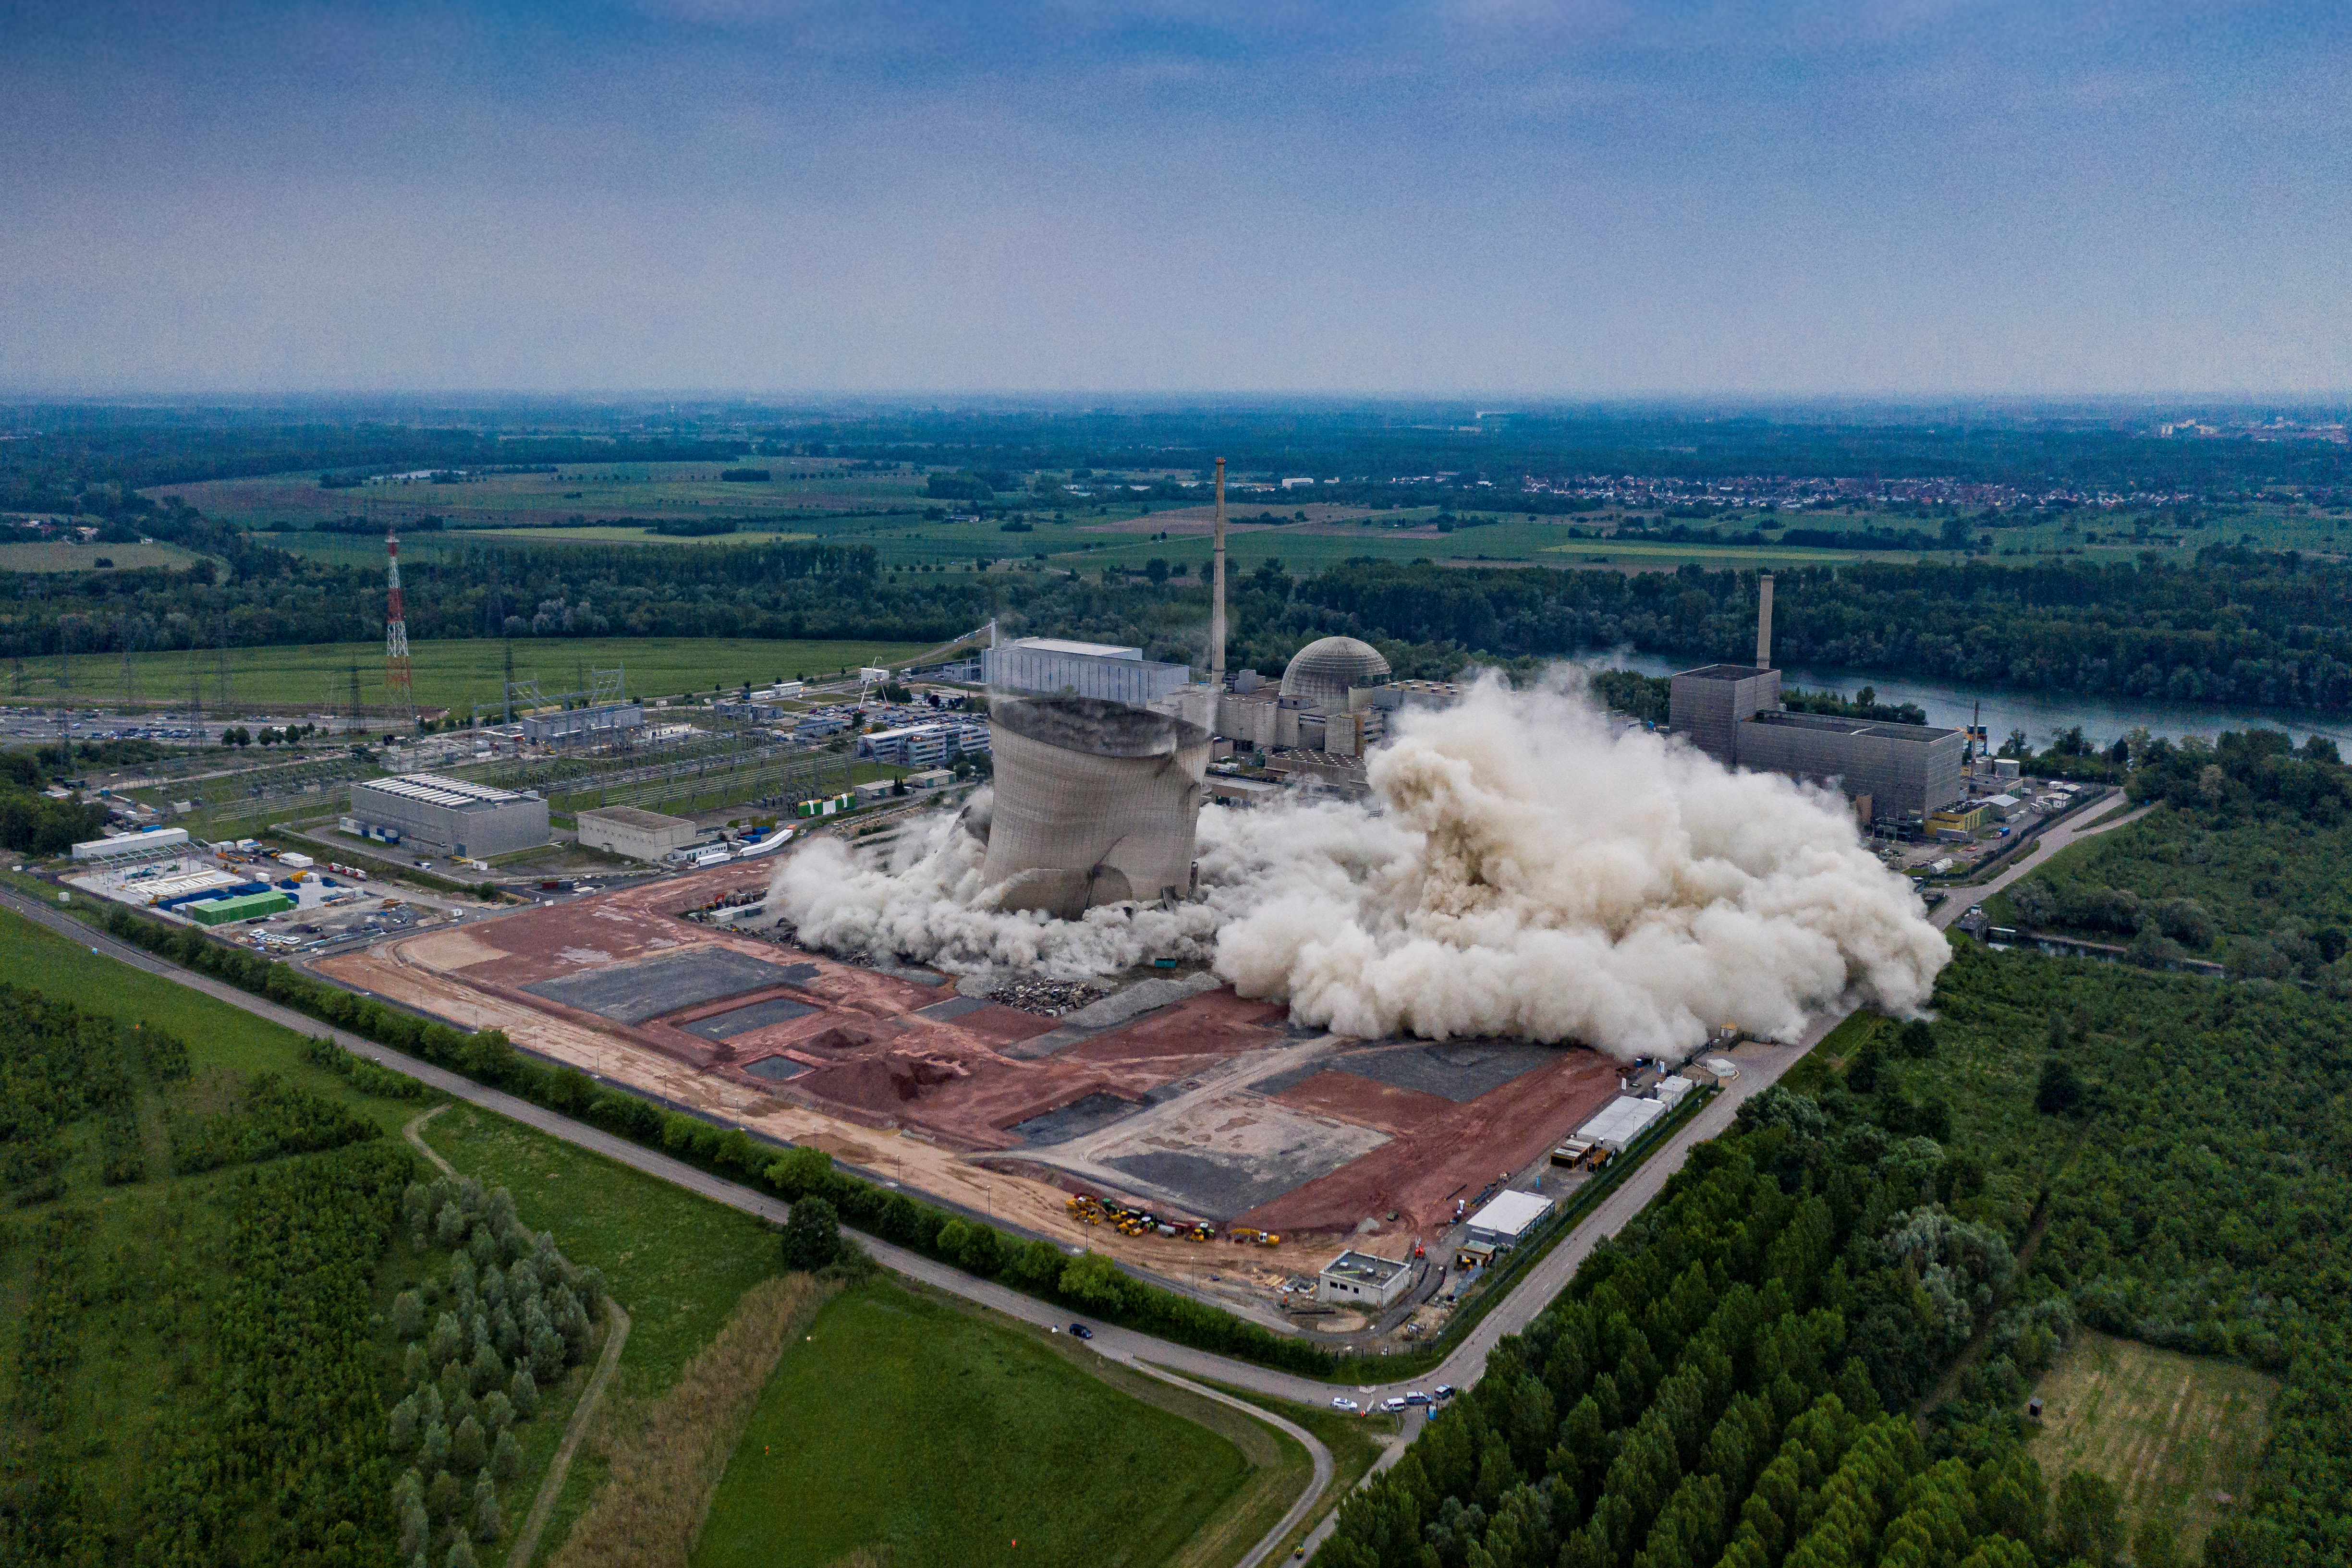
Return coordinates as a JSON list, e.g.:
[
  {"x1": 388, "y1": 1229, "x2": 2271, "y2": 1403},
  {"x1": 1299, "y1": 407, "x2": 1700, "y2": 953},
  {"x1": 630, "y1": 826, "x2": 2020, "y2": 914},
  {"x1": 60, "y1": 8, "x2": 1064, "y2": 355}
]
[
  {"x1": 1237, "y1": 1048, "x2": 1621, "y2": 1235},
  {"x1": 324, "y1": 859, "x2": 1620, "y2": 1253}
]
